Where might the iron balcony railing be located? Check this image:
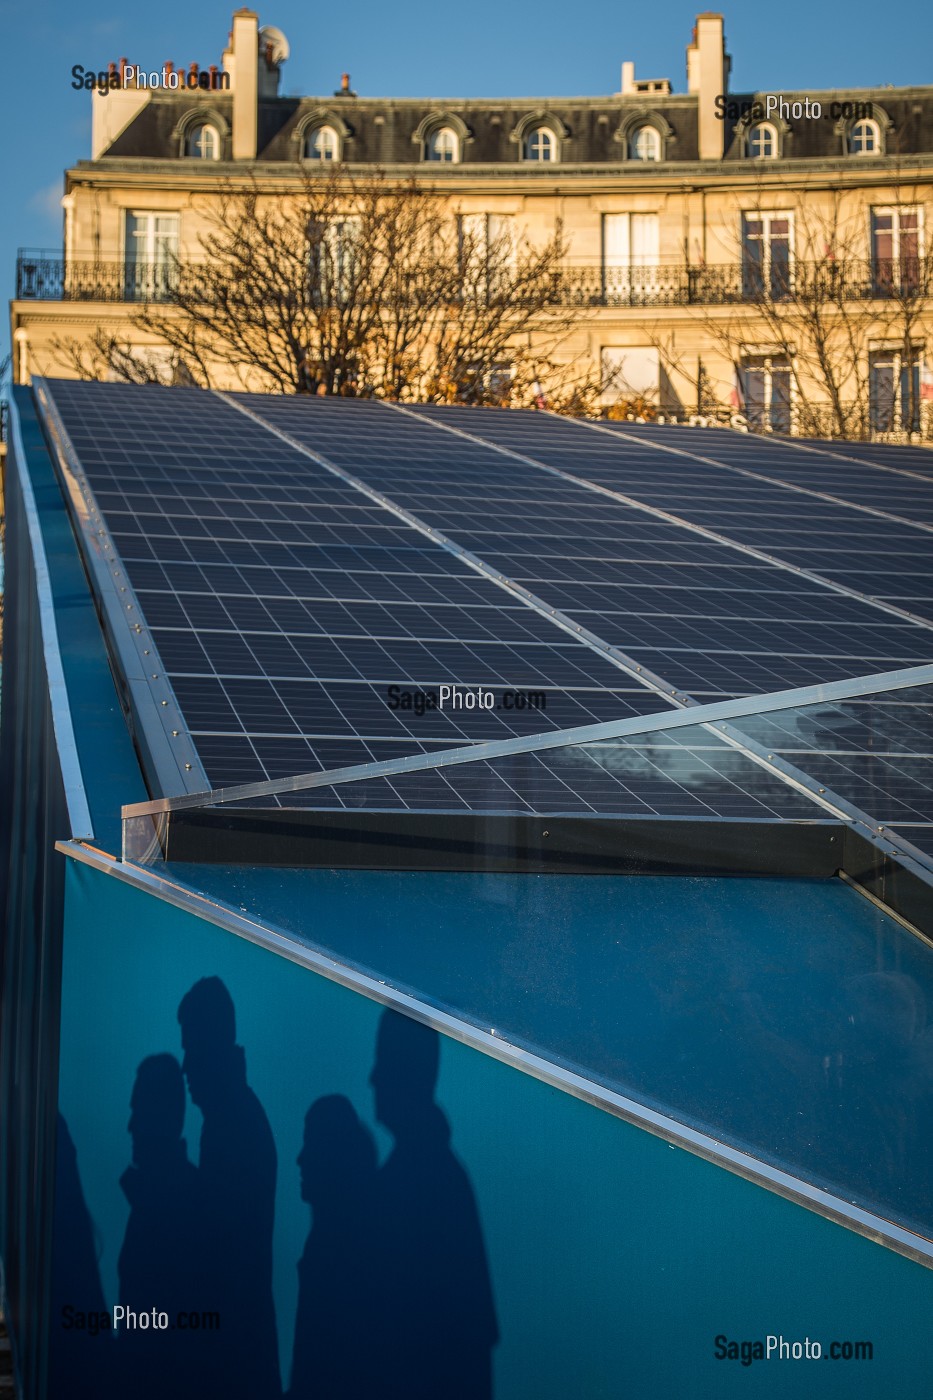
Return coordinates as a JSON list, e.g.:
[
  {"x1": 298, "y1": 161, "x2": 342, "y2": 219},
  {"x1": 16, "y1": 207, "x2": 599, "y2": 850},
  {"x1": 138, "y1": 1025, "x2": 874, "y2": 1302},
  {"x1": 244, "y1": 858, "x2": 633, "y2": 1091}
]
[{"x1": 15, "y1": 251, "x2": 932, "y2": 308}]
